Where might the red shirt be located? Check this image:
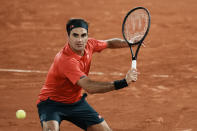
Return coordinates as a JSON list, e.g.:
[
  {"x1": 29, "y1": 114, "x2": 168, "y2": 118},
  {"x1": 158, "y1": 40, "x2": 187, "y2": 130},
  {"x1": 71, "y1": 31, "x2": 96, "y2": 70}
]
[{"x1": 37, "y1": 38, "x2": 107, "y2": 104}]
